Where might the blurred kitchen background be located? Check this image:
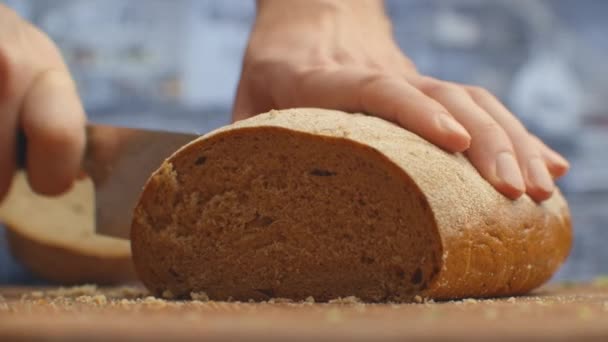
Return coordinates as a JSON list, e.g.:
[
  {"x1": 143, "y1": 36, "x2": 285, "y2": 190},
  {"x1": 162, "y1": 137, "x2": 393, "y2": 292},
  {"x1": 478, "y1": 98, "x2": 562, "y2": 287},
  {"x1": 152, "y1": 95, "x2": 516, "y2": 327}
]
[{"x1": 1, "y1": 0, "x2": 606, "y2": 283}]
